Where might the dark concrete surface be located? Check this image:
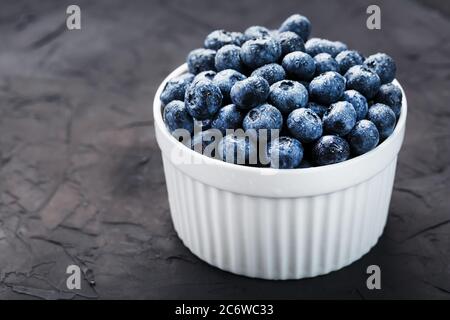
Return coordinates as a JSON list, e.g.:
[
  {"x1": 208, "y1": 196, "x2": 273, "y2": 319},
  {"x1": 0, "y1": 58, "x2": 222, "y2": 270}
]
[{"x1": 0, "y1": 0, "x2": 449, "y2": 299}]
